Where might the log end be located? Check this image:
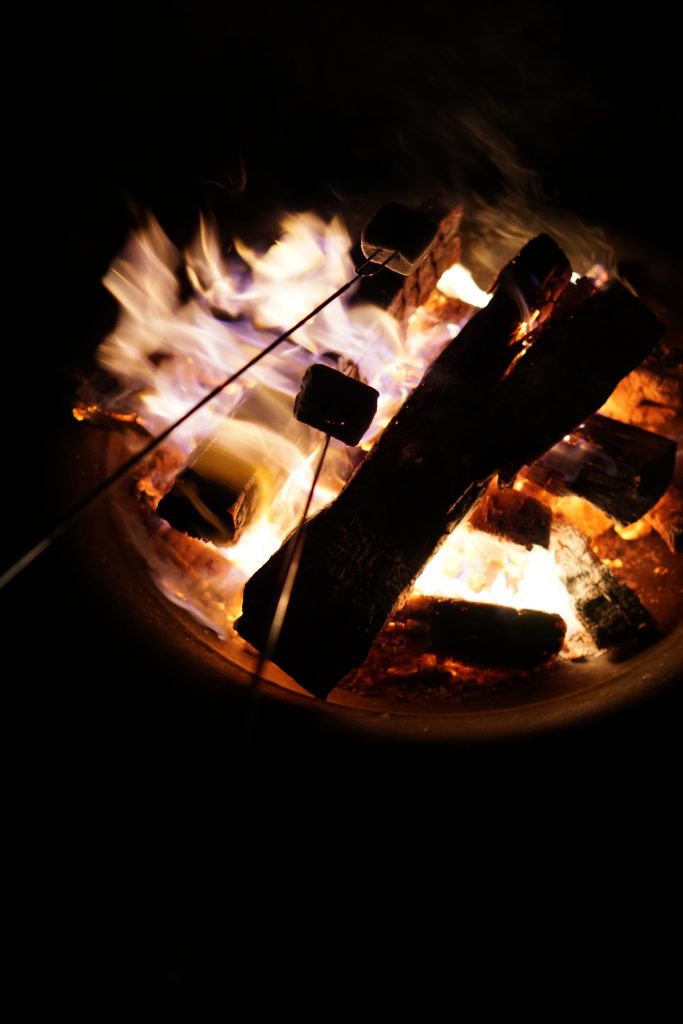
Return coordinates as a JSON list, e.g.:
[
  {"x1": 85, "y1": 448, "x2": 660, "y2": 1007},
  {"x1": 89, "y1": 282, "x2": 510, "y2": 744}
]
[{"x1": 402, "y1": 596, "x2": 567, "y2": 671}]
